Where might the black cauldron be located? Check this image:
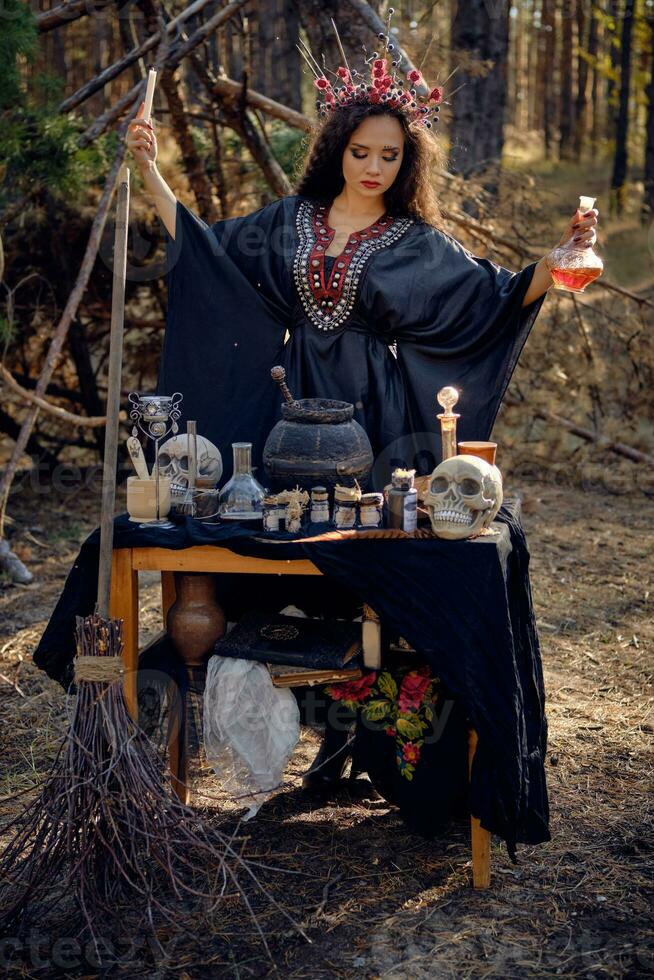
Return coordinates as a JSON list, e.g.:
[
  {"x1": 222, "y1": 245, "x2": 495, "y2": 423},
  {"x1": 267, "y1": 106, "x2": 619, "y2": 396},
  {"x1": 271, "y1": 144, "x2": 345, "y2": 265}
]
[{"x1": 263, "y1": 398, "x2": 373, "y2": 493}]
